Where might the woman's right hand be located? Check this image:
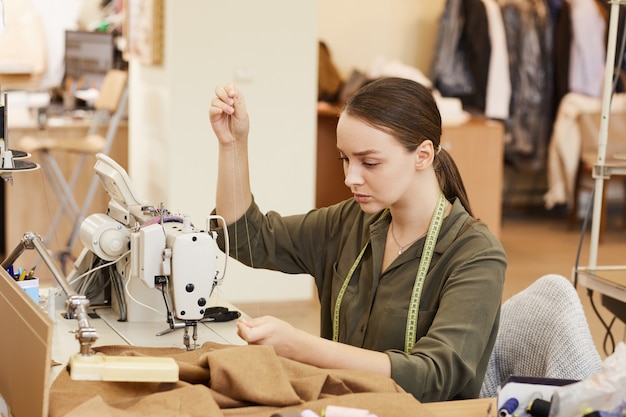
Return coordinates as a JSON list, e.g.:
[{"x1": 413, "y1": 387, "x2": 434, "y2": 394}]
[
  {"x1": 236, "y1": 315, "x2": 302, "y2": 360},
  {"x1": 209, "y1": 83, "x2": 250, "y2": 147}
]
